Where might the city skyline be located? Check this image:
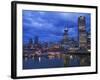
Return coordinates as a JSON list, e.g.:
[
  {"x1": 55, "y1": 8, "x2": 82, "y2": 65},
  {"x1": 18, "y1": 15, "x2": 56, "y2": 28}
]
[
  {"x1": 23, "y1": 10, "x2": 91, "y2": 44},
  {"x1": 23, "y1": 10, "x2": 91, "y2": 69}
]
